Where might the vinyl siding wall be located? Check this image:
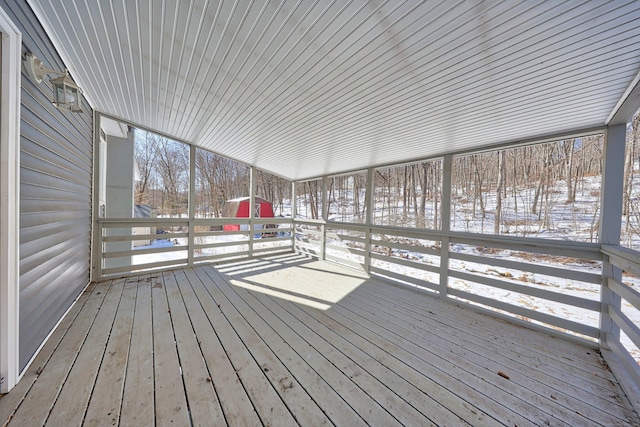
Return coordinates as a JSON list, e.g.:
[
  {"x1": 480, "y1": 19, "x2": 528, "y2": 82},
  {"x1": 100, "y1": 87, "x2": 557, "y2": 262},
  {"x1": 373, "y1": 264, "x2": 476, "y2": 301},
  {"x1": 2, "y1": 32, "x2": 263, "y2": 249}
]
[{"x1": 3, "y1": 0, "x2": 93, "y2": 371}]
